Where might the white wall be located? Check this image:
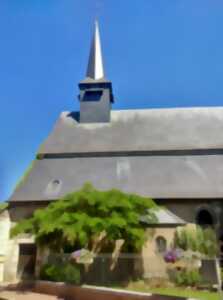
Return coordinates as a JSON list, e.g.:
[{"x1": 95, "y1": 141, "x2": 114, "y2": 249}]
[{"x1": 0, "y1": 210, "x2": 10, "y2": 282}]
